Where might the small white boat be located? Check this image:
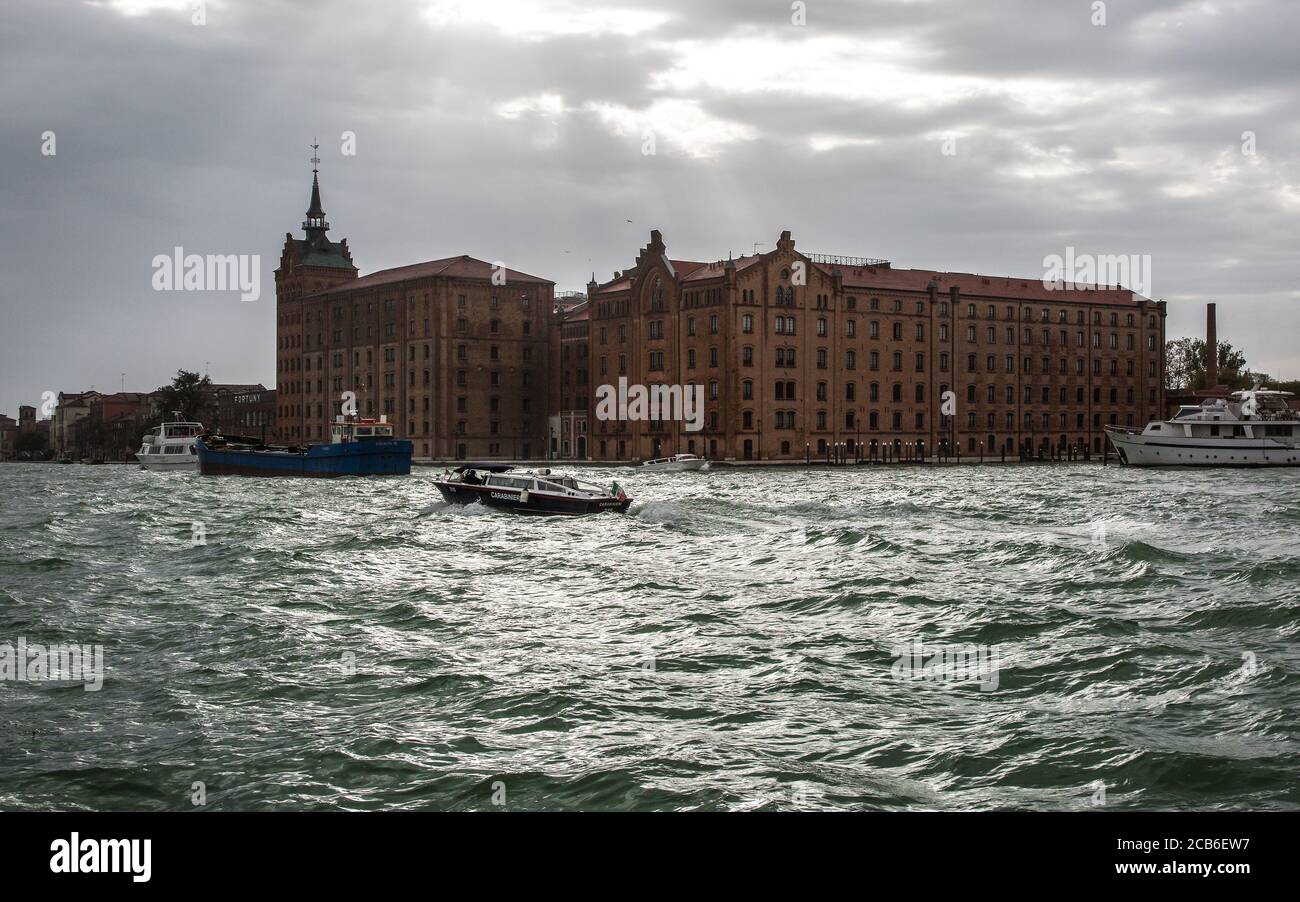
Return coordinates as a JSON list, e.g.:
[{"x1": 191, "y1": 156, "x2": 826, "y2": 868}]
[
  {"x1": 138, "y1": 416, "x2": 204, "y2": 472},
  {"x1": 1106, "y1": 389, "x2": 1300, "y2": 467},
  {"x1": 641, "y1": 453, "x2": 708, "y2": 472}
]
